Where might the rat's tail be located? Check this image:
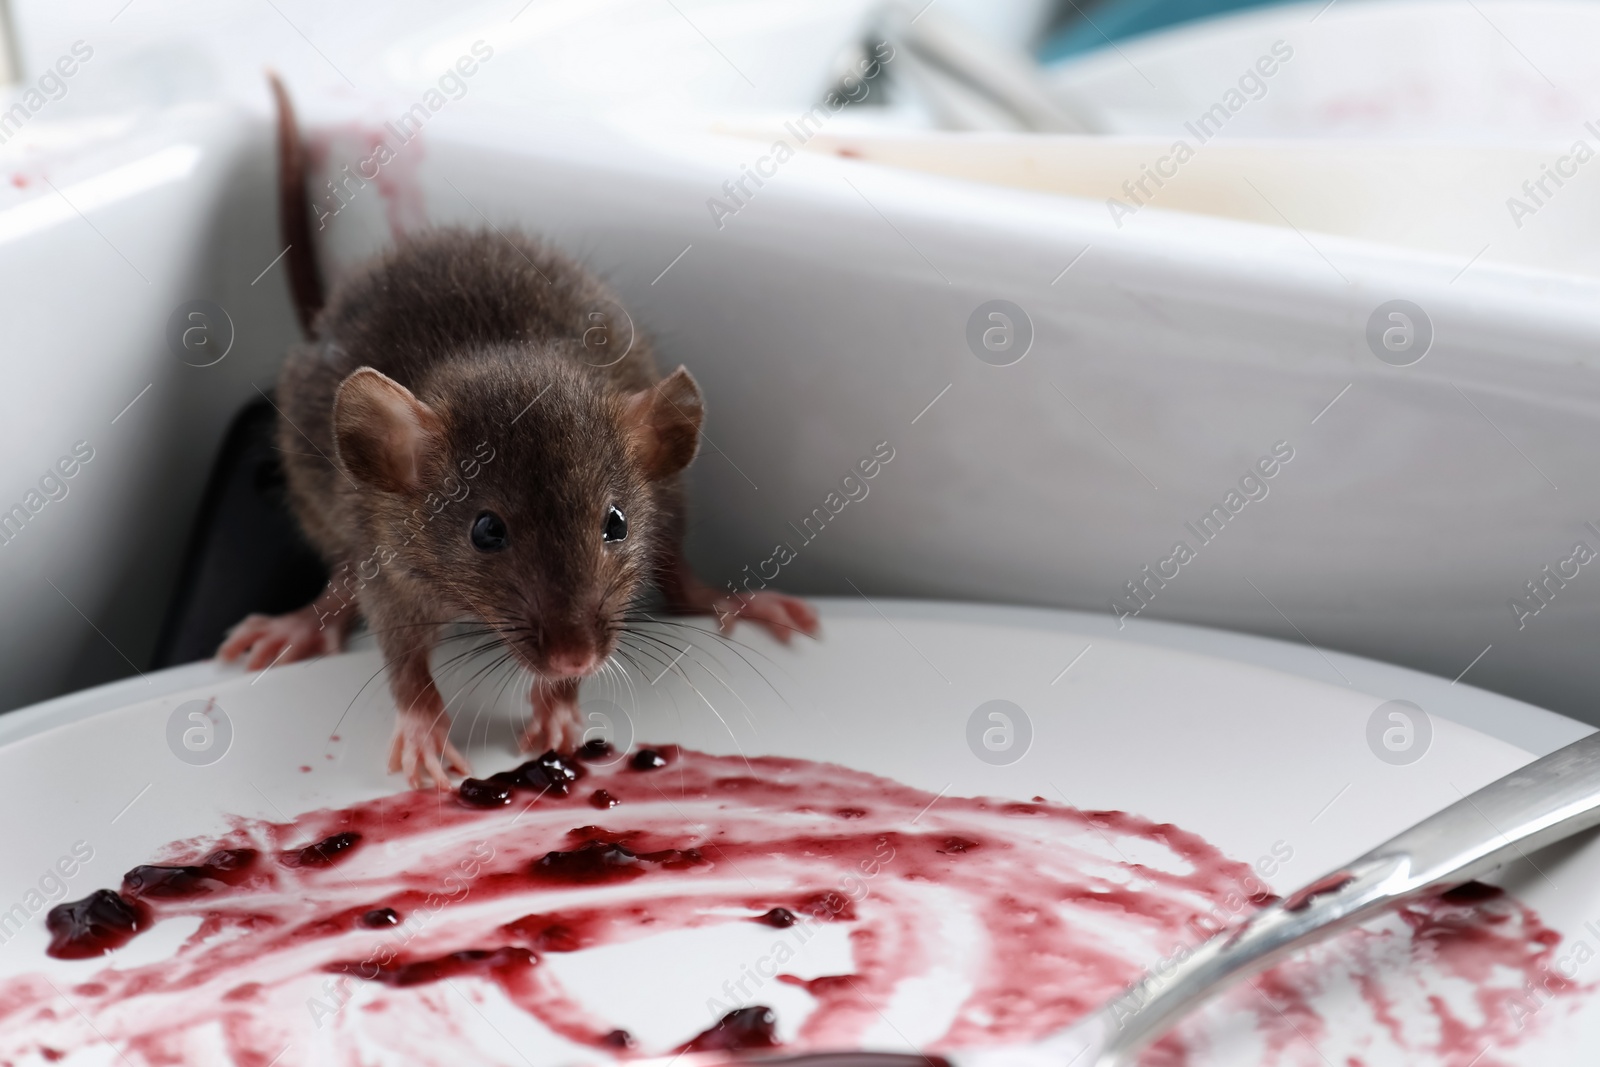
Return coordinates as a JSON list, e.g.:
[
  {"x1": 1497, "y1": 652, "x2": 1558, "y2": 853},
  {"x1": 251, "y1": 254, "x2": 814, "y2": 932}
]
[{"x1": 267, "y1": 71, "x2": 325, "y2": 337}]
